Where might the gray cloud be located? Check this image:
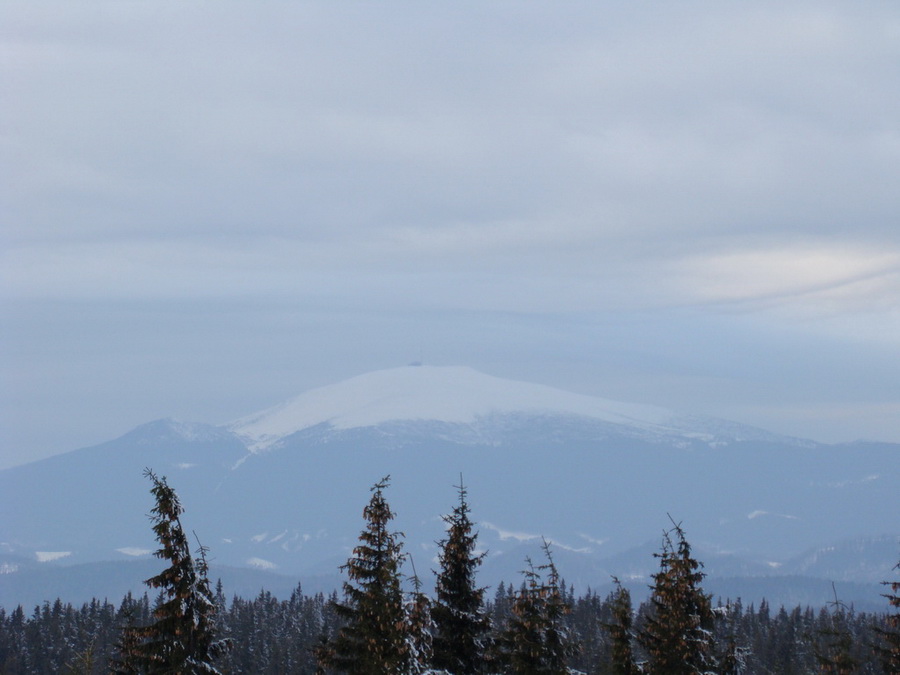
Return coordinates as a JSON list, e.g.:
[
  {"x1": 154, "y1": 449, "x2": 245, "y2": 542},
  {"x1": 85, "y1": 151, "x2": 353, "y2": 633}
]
[{"x1": 7, "y1": 2, "x2": 899, "y2": 241}]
